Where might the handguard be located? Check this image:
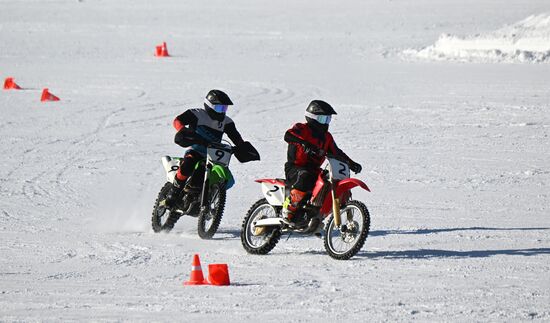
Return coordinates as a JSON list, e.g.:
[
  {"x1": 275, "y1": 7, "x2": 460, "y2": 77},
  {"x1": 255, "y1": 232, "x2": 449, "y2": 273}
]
[{"x1": 234, "y1": 141, "x2": 261, "y2": 163}]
